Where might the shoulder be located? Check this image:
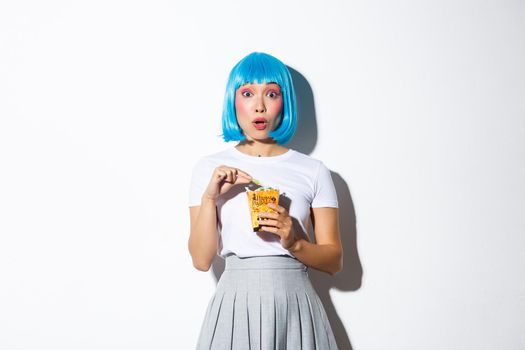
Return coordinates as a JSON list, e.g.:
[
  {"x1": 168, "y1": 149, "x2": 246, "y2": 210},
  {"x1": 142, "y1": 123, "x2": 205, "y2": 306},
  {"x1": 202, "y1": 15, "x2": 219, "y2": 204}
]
[
  {"x1": 288, "y1": 149, "x2": 326, "y2": 170},
  {"x1": 287, "y1": 150, "x2": 336, "y2": 188},
  {"x1": 192, "y1": 147, "x2": 235, "y2": 167}
]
